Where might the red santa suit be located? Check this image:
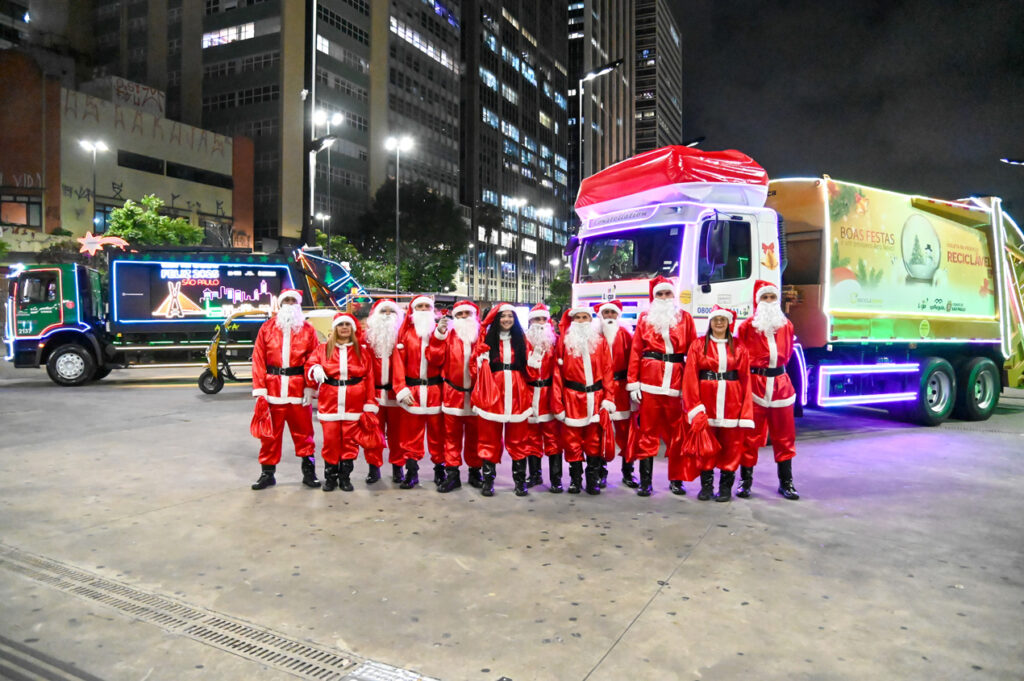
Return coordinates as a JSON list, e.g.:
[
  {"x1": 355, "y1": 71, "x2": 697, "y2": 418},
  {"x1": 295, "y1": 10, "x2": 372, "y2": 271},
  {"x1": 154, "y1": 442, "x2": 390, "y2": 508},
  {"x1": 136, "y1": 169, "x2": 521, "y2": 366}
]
[
  {"x1": 522, "y1": 305, "x2": 560, "y2": 459},
  {"x1": 683, "y1": 324, "x2": 755, "y2": 473},
  {"x1": 305, "y1": 318, "x2": 379, "y2": 465},
  {"x1": 595, "y1": 300, "x2": 635, "y2": 462},
  {"x1": 736, "y1": 280, "x2": 797, "y2": 466},
  {"x1": 441, "y1": 301, "x2": 481, "y2": 469},
  {"x1": 471, "y1": 304, "x2": 535, "y2": 463},
  {"x1": 394, "y1": 295, "x2": 447, "y2": 464},
  {"x1": 251, "y1": 290, "x2": 319, "y2": 466},
  {"x1": 363, "y1": 300, "x2": 406, "y2": 468}
]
